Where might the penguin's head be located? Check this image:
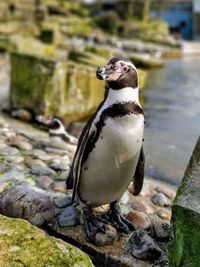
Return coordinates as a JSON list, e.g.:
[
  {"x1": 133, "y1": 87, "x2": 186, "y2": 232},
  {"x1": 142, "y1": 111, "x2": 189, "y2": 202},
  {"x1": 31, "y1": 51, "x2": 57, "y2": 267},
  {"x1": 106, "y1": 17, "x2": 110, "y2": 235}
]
[
  {"x1": 37, "y1": 115, "x2": 65, "y2": 130},
  {"x1": 96, "y1": 58, "x2": 138, "y2": 89}
]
